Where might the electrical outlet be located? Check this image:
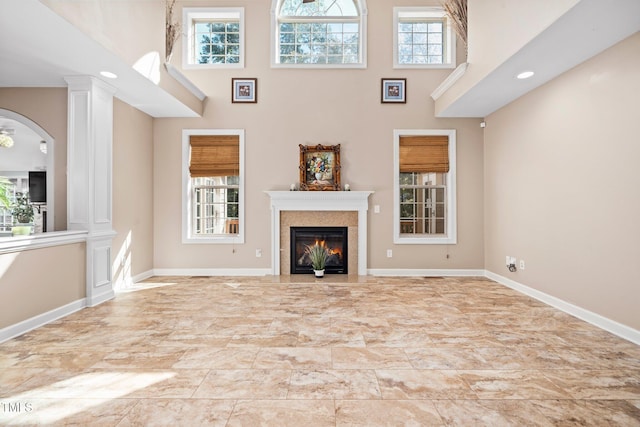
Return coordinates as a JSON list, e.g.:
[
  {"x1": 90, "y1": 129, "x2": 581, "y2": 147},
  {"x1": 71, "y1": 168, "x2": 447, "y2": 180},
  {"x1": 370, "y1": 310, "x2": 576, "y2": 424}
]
[
  {"x1": 386, "y1": 249, "x2": 393, "y2": 258},
  {"x1": 506, "y1": 256, "x2": 511, "y2": 265},
  {"x1": 519, "y1": 259, "x2": 525, "y2": 270},
  {"x1": 256, "y1": 249, "x2": 262, "y2": 258}
]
